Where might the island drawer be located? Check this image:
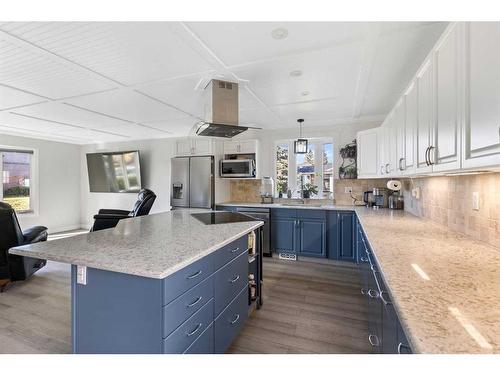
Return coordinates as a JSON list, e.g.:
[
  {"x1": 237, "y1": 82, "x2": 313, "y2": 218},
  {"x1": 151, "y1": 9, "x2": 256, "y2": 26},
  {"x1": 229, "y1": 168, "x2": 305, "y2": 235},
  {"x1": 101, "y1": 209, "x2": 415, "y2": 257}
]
[
  {"x1": 214, "y1": 235, "x2": 248, "y2": 270},
  {"x1": 214, "y1": 286, "x2": 248, "y2": 354},
  {"x1": 163, "y1": 255, "x2": 214, "y2": 305},
  {"x1": 163, "y1": 274, "x2": 214, "y2": 338},
  {"x1": 214, "y1": 250, "x2": 248, "y2": 316},
  {"x1": 163, "y1": 298, "x2": 214, "y2": 354},
  {"x1": 183, "y1": 323, "x2": 214, "y2": 354}
]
